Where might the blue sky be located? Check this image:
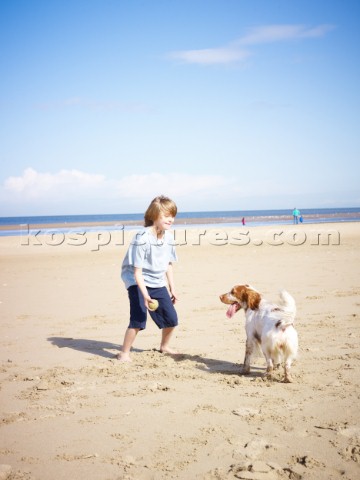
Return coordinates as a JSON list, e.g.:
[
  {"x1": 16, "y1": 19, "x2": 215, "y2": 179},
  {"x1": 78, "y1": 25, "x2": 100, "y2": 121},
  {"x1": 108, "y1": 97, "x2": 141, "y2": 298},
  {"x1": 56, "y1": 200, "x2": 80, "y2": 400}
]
[{"x1": 0, "y1": 0, "x2": 359, "y2": 216}]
